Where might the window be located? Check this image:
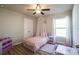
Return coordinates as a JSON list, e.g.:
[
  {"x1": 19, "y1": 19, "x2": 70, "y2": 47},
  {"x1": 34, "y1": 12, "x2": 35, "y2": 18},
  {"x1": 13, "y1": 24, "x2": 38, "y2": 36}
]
[{"x1": 54, "y1": 16, "x2": 69, "y2": 38}]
